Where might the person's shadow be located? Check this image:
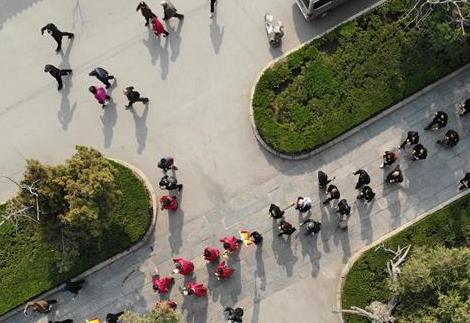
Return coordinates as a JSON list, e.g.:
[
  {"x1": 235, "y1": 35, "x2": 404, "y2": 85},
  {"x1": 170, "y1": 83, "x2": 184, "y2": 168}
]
[
  {"x1": 143, "y1": 28, "x2": 161, "y2": 65},
  {"x1": 57, "y1": 38, "x2": 75, "y2": 130},
  {"x1": 129, "y1": 105, "x2": 149, "y2": 154},
  {"x1": 209, "y1": 15, "x2": 224, "y2": 54},
  {"x1": 142, "y1": 28, "x2": 170, "y2": 79},
  {"x1": 166, "y1": 19, "x2": 183, "y2": 61}
]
